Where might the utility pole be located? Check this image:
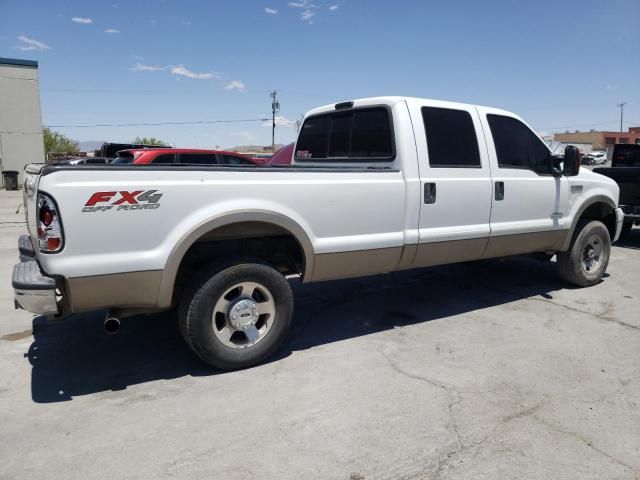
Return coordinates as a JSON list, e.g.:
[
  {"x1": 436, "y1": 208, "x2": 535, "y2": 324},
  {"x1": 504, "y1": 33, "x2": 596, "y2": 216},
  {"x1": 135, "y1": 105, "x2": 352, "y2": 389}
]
[
  {"x1": 270, "y1": 90, "x2": 279, "y2": 152},
  {"x1": 617, "y1": 102, "x2": 626, "y2": 133}
]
